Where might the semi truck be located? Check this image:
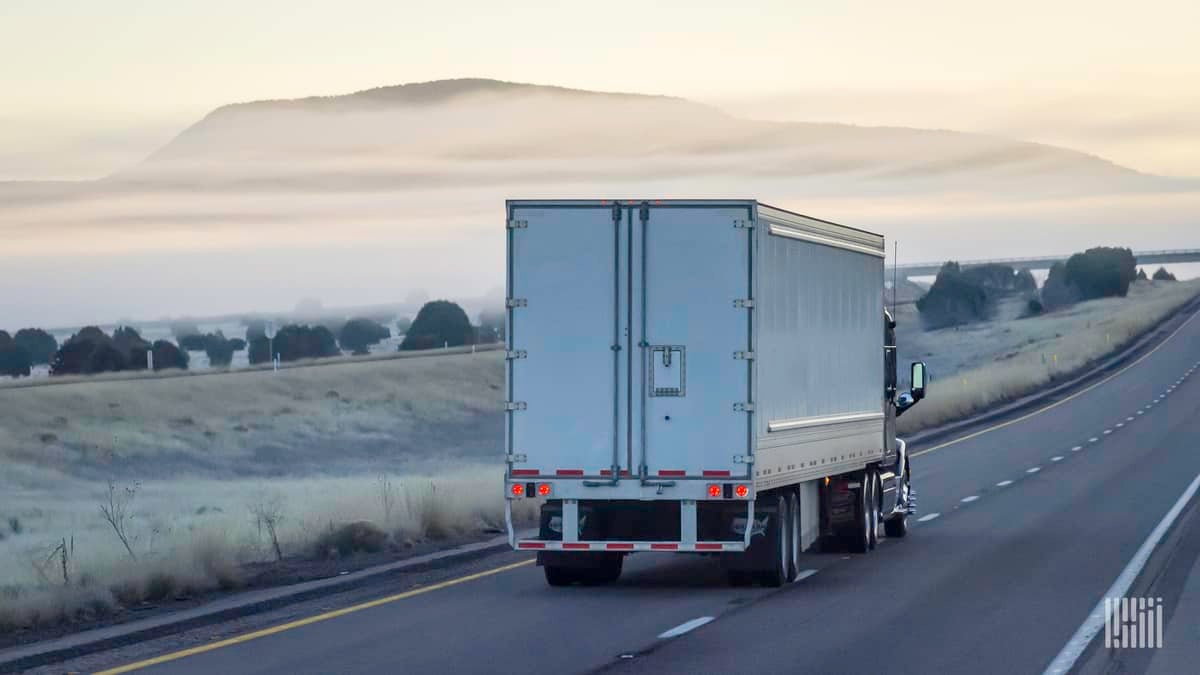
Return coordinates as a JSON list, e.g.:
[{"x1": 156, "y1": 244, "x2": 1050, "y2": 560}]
[{"x1": 502, "y1": 199, "x2": 928, "y2": 587}]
